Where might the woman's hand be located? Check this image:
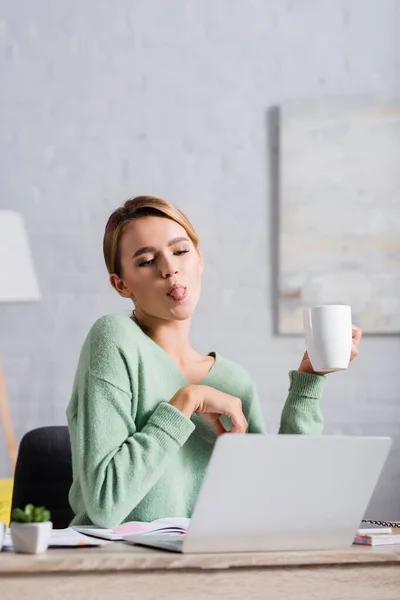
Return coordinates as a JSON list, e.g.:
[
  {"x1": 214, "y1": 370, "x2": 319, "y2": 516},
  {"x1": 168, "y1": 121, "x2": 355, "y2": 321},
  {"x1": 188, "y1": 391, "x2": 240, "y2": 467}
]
[
  {"x1": 169, "y1": 385, "x2": 248, "y2": 436},
  {"x1": 298, "y1": 325, "x2": 362, "y2": 375}
]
